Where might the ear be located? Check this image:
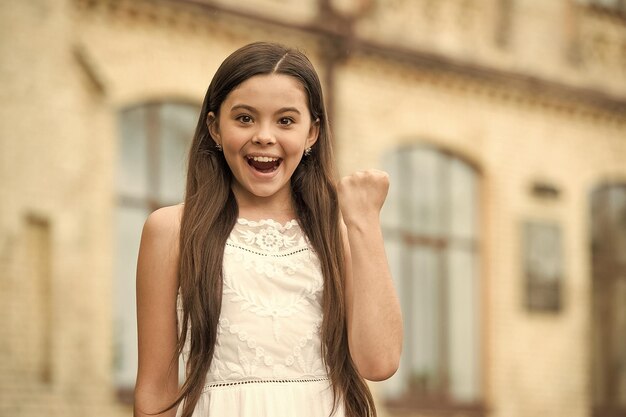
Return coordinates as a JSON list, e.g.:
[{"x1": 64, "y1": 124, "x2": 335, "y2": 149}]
[
  {"x1": 207, "y1": 112, "x2": 221, "y2": 145},
  {"x1": 306, "y1": 118, "x2": 320, "y2": 149}
]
